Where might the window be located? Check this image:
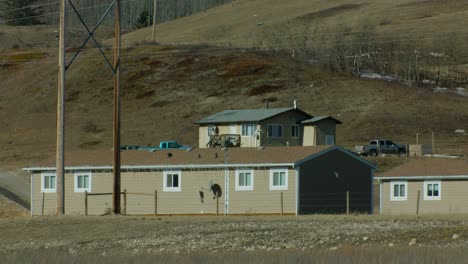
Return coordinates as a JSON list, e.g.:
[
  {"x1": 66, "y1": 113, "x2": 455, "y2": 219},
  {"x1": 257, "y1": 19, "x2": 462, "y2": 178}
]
[
  {"x1": 390, "y1": 181, "x2": 407, "y2": 201},
  {"x1": 424, "y1": 181, "x2": 441, "y2": 200},
  {"x1": 242, "y1": 124, "x2": 256, "y2": 136},
  {"x1": 235, "y1": 169, "x2": 254, "y2": 191},
  {"x1": 291, "y1": 125, "x2": 299, "y2": 138},
  {"x1": 163, "y1": 171, "x2": 181, "y2": 192},
  {"x1": 74, "y1": 172, "x2": 91, "y2": 192},
  {"x1": 270, "y1": 169, "x2": 288, "y2": 190},
  {"x1": 385, "y1": 140, "x2": 395, "y2": 146},
  {"x1": 207, "y1": 125, "x2": 214, "y2": 137},
  {"x1": 267, "y1": 125, "x2": 283, "y2": 138},
  {"x1": 325, "y1": 135, "x2": 335, "y2": 145},
  {"x1": 41, "y1": 173, "x2": 56, "y2": 193}
]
